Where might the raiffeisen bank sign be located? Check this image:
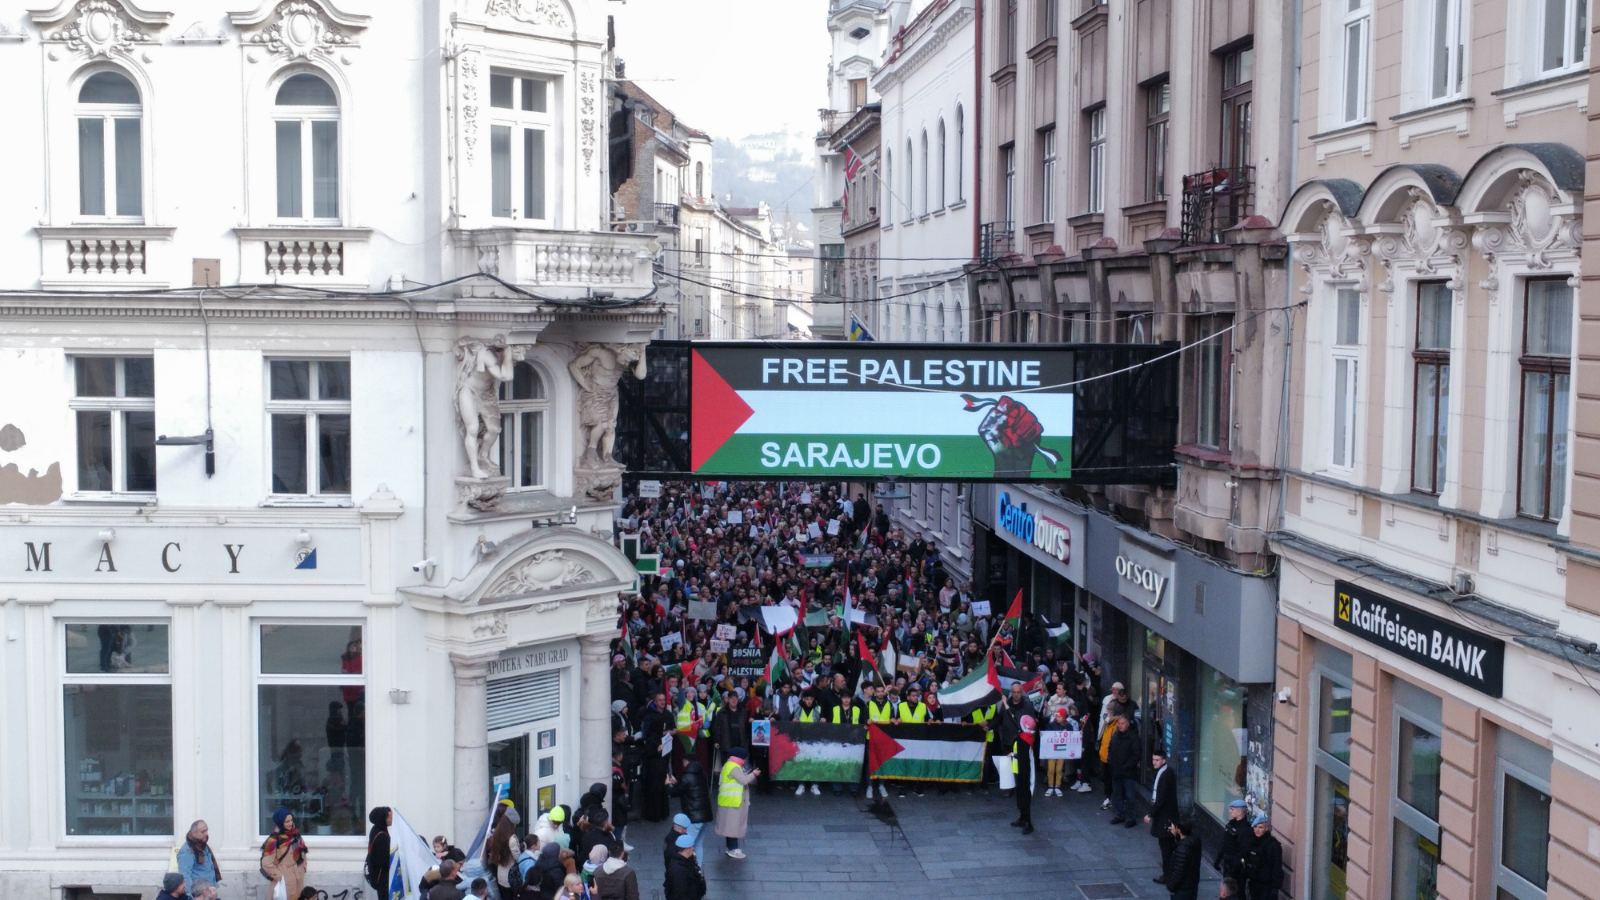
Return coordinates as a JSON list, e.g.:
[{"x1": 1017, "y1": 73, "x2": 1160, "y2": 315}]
[{"x1": 992, "y1": 488, "x2": 1086, "y2": 586}]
